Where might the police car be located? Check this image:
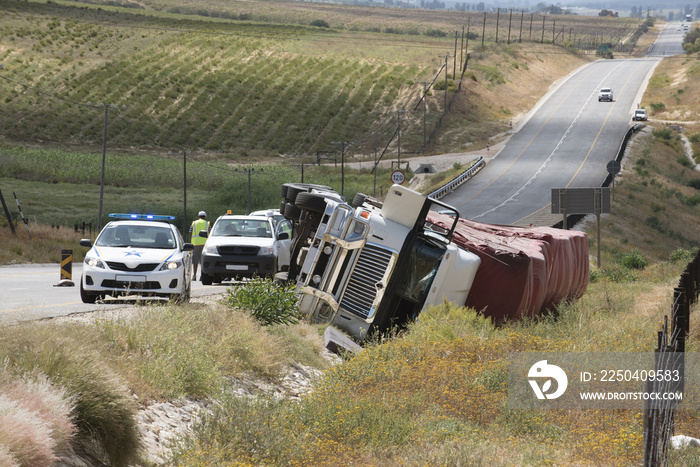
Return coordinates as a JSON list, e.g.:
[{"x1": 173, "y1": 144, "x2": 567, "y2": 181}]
[{"x1": 79, "y1": 214, "x2": 194, "y2": 303}]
